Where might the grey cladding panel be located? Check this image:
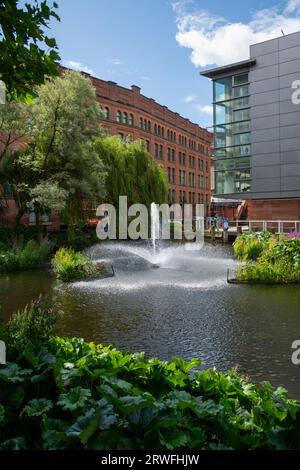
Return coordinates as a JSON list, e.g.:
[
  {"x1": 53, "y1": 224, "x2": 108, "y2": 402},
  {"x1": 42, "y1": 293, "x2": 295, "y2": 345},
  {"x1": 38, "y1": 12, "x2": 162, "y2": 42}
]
[
  {"x1": 250, "y1": 38, "x2": 278, "y2": 57},
  {"x1": 278, "y1": 32, "x2": 300, "y2": 50},
  {"x1": 281, "y1": 176, "x2": 300, "y2": 191},
  {"x1": 249, "y1": 65, "x2": 278, "y2": 82},
  {"x1": 280, "y1": 100, "x2": 300, "y2": 114},
  {"x1": 252, "y1": 165, "x2": 280, "y2": 179},
  {"x1": 280, "y1": 137, "x2": 300, "y2": 152},
  {"x1": 280, "y1": 72, "x2": 300, "y2": 89},
  {"x1": 254, "y1": 52, "x2": 279, "y2": 67},
  {"x1": 250, "y1": 77, "x2": 279, "y2": 94},
  {"x1": 251, "y1": 115, "x2": 279, "y2": 130},
  {"x1": 280, "y1": 112, "x2": 300, "y2": 126},
  {"x1": 250, "y1": 90, "x2": 279, "y2": 106},
  {"x1": 280, "y1": 150, "x2": 300, "y2": 164},
  {"x1": 279, "y1": 46, "x2": 300, "y2": 63},
  {"x1": 281, "y1": 163, "x2": 300, "y2": 177},
  {"x1": 280, "y1": 124, "x2": 300, "y2": 139},
  {"x1": 251, "y1": 177, "x2": 281, "y2": 192},
  {"x1": 251, "y1": 153, "x2": 280, "y2": 167},
  {"x1": 279, "y1": 59, "x2": 300, "y2": 76},
  {"x1": 252, "y1": 140, "x2": 280, "y2": 154},
  {"x1": 251, "y1": 127, "x2": 280, "y2": 143},
  {"x1": 250, "y1": 102, "x2": 279, "y2": 118}
]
